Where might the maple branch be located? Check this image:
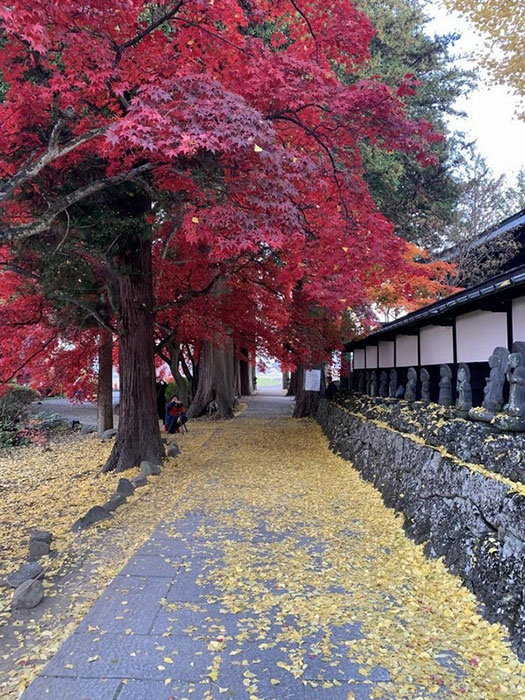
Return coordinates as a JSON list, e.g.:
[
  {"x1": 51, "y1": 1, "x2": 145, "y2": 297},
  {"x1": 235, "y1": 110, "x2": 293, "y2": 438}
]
[
  {"x1": 288, "y1": 0, "x2": 319, "y2": 62},
  {"x1": 0, "y1": 335, "x2": 58, "y2": 387},
  {"x1": 118, "y1": 1, "x2": 186, "y2": 52},
  {"x1": 0, "y1": 126, "x2": 107, "y2": 205},
  {"x1": 0, "y1": 164, "x2": 152, "y2": 244},
  {"x1": 173, "y1": 19, "x2": 249, "y2": 54}
]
